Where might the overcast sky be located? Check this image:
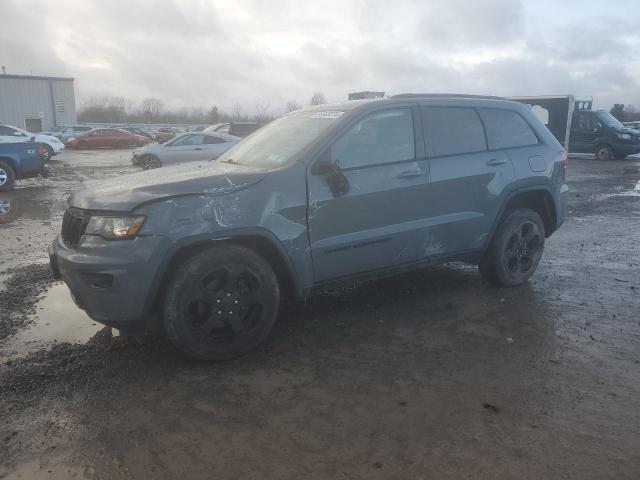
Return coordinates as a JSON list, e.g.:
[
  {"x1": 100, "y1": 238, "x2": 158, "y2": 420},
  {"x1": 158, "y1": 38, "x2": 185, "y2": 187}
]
[{"x1": 2, "y1": 0, "x2": 639, "y2": 114}]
